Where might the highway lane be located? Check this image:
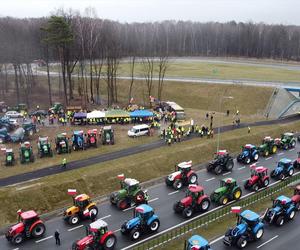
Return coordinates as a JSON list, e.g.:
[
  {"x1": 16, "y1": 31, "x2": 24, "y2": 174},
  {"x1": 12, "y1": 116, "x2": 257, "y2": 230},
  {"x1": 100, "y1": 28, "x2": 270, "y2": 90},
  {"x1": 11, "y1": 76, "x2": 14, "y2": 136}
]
[{"x1": 1, "y1": 144, "x2": 300, "y2": 250}]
